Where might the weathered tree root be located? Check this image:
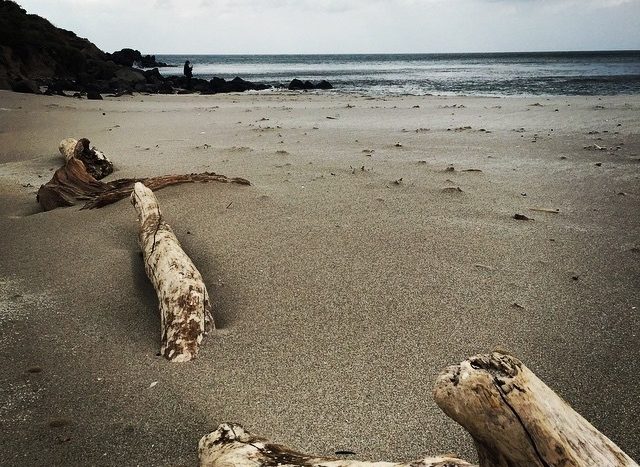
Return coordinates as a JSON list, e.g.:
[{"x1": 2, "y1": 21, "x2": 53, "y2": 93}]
[
  {"x1": 199, "y1": 352, "x2": 638, "y2": 467},
  {"x1": 58, "y1": 137, "x2": 114, "y2": 179},
  {"x1": 131, "y1": 182, "x2": 213, "y2": 362},
  {"x1": 37, "y1": 138, "x2": 250, "y2": 211}
]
